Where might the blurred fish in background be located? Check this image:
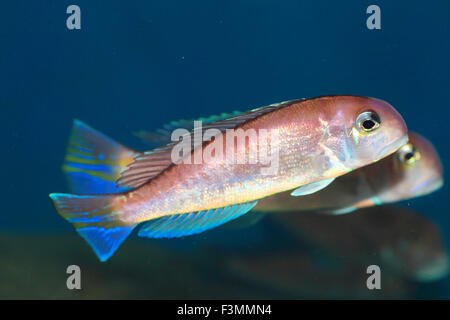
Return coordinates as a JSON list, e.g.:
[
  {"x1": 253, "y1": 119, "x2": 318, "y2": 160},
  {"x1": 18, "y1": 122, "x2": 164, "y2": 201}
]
[{"x1": 225, "y1": 206, "x2": 449, "y2": 299}]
